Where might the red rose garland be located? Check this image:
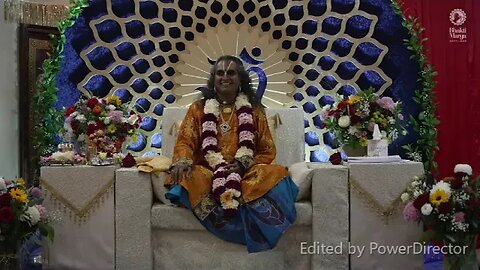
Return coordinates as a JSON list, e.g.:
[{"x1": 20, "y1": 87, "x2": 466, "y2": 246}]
[{"x1": 201, "y1": 93, "x2": 255, "y2": 214}]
